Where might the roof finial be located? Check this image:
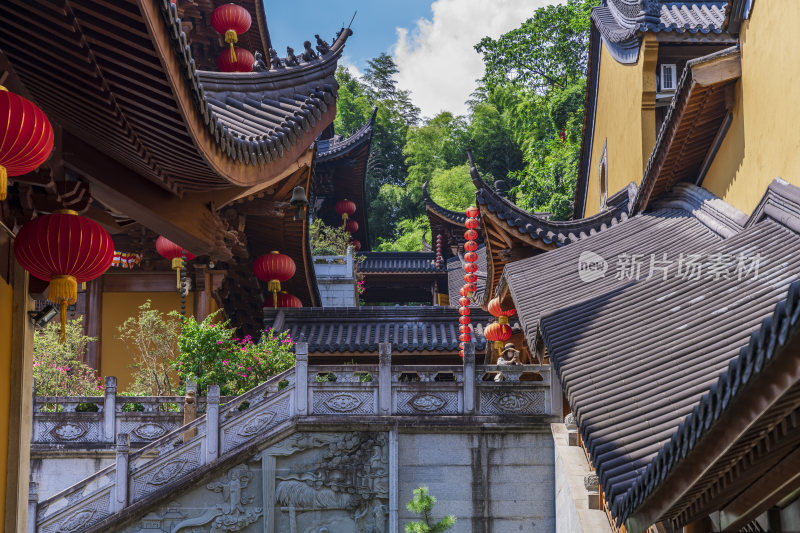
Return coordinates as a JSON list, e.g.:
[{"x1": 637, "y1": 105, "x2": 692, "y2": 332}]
[{"x1": 466, "y1": 149, "x2": 484, "y2": 188}]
